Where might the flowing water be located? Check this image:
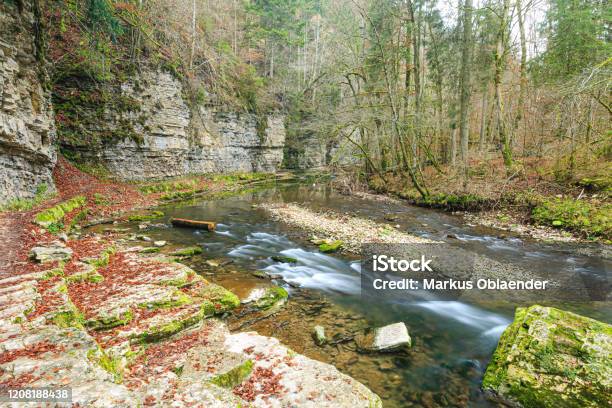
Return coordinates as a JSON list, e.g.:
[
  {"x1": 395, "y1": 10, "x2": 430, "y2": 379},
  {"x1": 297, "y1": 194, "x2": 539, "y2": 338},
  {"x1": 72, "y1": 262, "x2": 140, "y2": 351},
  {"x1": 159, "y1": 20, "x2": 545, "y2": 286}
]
[{"x1": 113, "y1": 181, "x2": 610, "y2": 407}]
